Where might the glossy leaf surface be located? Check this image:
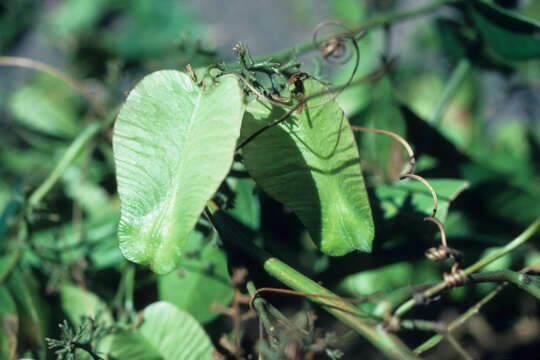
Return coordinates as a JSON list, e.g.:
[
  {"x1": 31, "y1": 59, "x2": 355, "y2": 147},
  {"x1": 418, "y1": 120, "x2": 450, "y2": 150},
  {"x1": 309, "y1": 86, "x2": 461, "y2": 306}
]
[
  {"x1": 240, "y1": 79, "x2": 374, "y2": 255},
  {"x1": 113, "y1": 70, "x2": 244, "y2": 274}
]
